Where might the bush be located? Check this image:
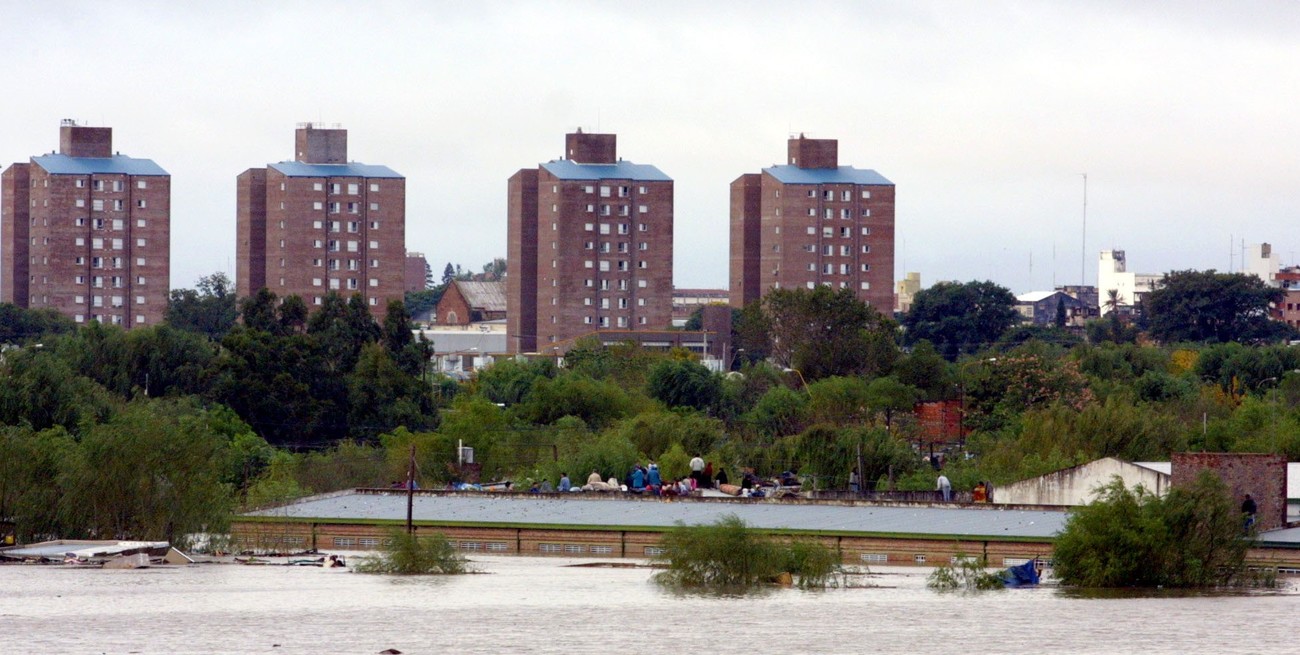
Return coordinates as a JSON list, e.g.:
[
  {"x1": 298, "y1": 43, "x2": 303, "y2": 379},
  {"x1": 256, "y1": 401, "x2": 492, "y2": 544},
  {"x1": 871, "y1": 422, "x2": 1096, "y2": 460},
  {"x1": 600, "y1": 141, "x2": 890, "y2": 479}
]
[
  {"x1": 652, "y1": 515, "x2": 844, "y2": 590},
  {"x1": 927, "y1": 555, "x2": 1004, "y2": 591},
  {"x1": 354, "y1": 530, "x2": 468, "y2": 575}
]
